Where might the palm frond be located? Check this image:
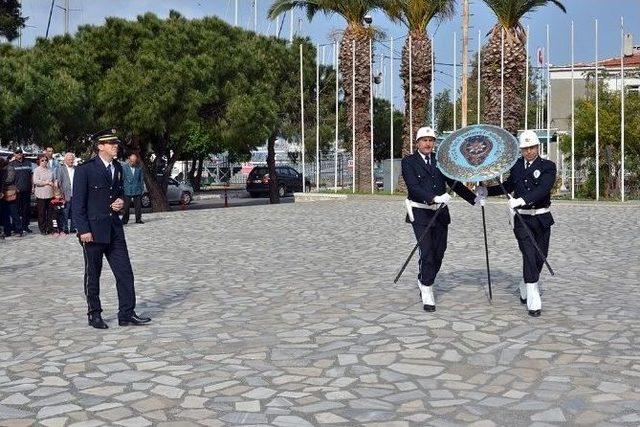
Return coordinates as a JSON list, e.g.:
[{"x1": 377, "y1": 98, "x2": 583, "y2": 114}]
[
  {"x1": 267, "y1": 0, "x2": 383, "y2": 25},
  {"x1": 383, "y1": 0, "x2": 456, "y2": 32},
  {"x1": 481, "y1": 0, "x2": 566, "y2": 28}
]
